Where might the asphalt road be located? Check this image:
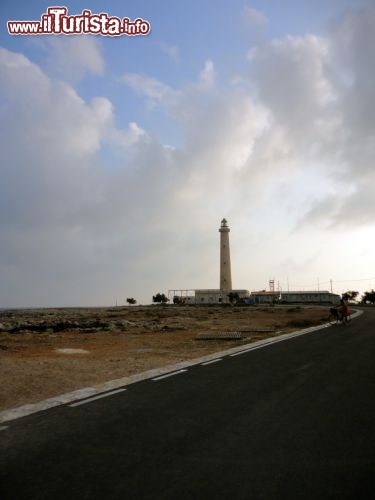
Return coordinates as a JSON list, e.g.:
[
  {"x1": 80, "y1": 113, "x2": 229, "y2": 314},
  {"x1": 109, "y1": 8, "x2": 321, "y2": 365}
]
[{"x1": 1, "y1": 308, "x2": 375, "y2": 499}]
